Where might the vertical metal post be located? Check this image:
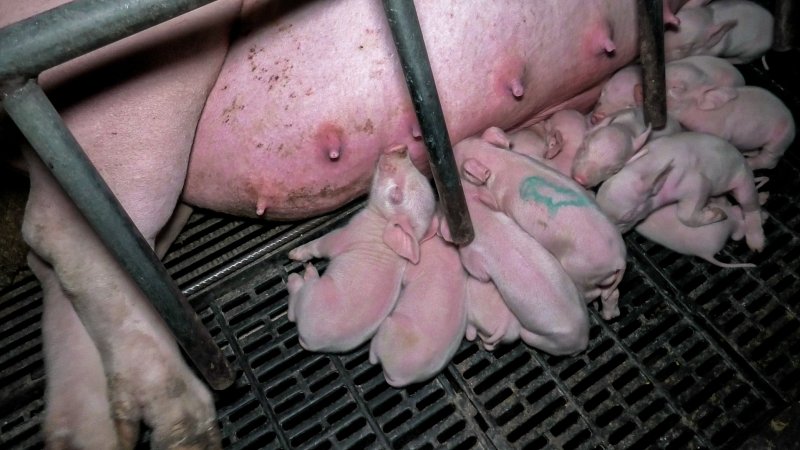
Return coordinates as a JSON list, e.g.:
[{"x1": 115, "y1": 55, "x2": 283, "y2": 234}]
[
  {"x1": 637, "y1": 0, "x2": 667, "y2": 129},
  {"x1": 382, "y1": 0, "x2": 474, "y2": 246},
  {"x1": 1, "y1": 80, "x2": 235, "y2": 391},
  {"x1": 773, "y1": 0, "x2": 797, "y2": 52}
]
